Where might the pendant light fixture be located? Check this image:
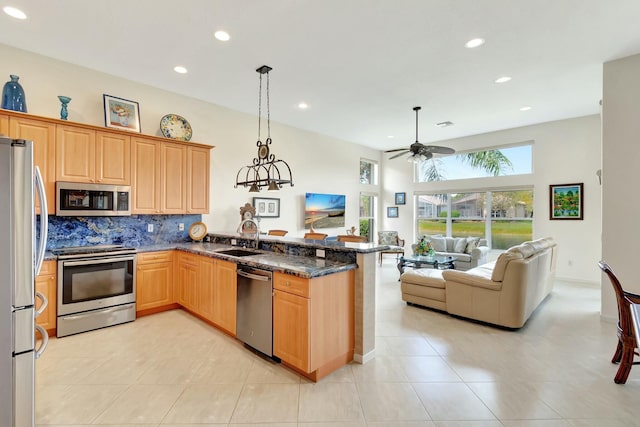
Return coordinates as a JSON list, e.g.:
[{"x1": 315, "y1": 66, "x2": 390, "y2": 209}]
[{"x1": 235, "y1": 65, "x2": 294, "y2": 192}]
